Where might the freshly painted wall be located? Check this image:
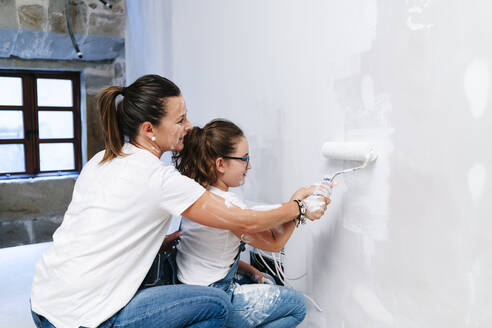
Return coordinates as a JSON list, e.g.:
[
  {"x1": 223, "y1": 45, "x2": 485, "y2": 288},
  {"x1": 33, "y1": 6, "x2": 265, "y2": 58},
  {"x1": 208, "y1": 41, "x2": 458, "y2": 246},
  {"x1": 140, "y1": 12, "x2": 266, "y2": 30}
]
[{"x1": 126, "y1": 1, "x2": 492, "y2": 326}]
